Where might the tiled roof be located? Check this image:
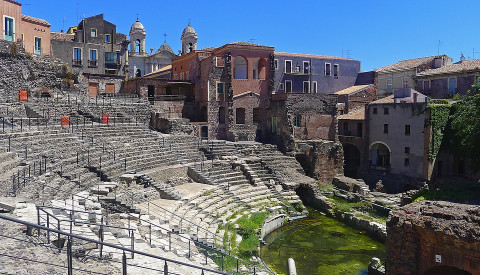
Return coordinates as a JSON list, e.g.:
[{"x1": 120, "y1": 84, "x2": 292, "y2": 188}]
[
  {"x1": 335, "y1": 84, "x2": 373, "y2": 95},
  {"x1": 144, "y1": 65, "x2": 172, "y2": 77},
  {"x1": 275, "y1": 52, "x2": 355, "y2": 61},
  {"x1": 338, "y1": 105, "x2": 365, "y2": 120},
  {"x1": 375, "y1": 55, "x2": 444, "y2": 73},
  {"x1": 416, "y1": 59, "x2": 480, "y2": 77},
  {"x1": 51, "y1": 32, "x2": 74, "y2": 41},
  {"x1": 5, "y1": 0, "x2": 21, "y2": 6},
  {"x1": 21, "y1": 14, "x2": 50, "y2": 27},
  {"x1": 370, "y1": 95, "x2": 394, "y2": 104}
]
